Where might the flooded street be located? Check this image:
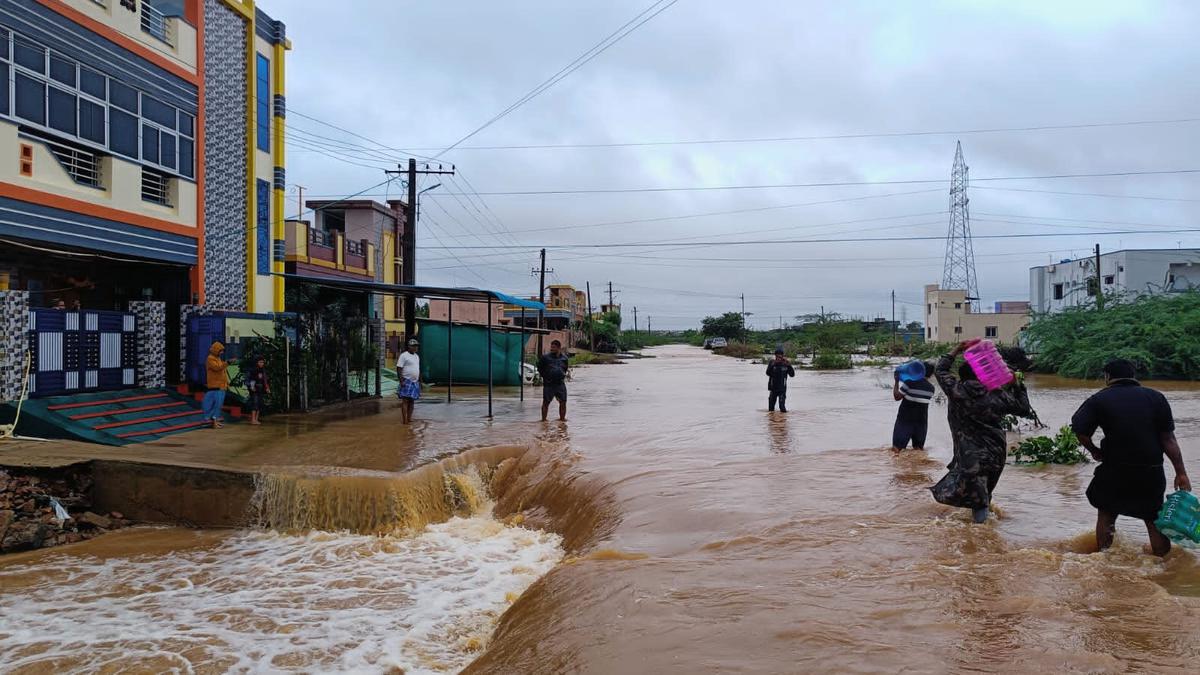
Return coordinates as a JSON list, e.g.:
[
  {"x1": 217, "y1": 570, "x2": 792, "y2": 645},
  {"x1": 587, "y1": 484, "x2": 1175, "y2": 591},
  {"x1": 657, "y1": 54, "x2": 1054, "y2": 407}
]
[{"x1": 3, "y1": 345, "x2": 1200, "y2": 673}]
